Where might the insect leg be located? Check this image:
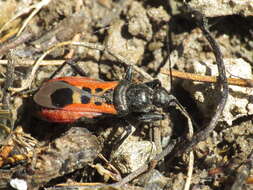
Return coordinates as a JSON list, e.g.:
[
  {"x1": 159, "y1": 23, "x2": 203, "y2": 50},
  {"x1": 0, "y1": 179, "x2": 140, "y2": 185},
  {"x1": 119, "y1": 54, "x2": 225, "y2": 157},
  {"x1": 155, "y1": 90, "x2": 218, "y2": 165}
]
[
  {"x1": 167, "y1": 95, "x2": 199, "y2": 129},
  {"x1": 113, "y1": 122, "x2": 136, "y2": 150},
  {"x1": 64, "y1": 58, "x2": 88, "y2": 76},
  {"x1": 144, "y1": 79, "x2": 161, "y2": 88},
  {"x1": 135, "y1": 113, "x2": 165, "y2": 122},
  {"x1": 77, "y1": 116, "x2": 98, "y2": 124},
  {"x1": 49, "y1": 58, "x2": 88, "y2": 79},
  {"x1": 124, "y1": 65, "x2": 133, "y2": 81},
  {"x1": 49, "y1": 59, "x2": 69, "y2": 79}
]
